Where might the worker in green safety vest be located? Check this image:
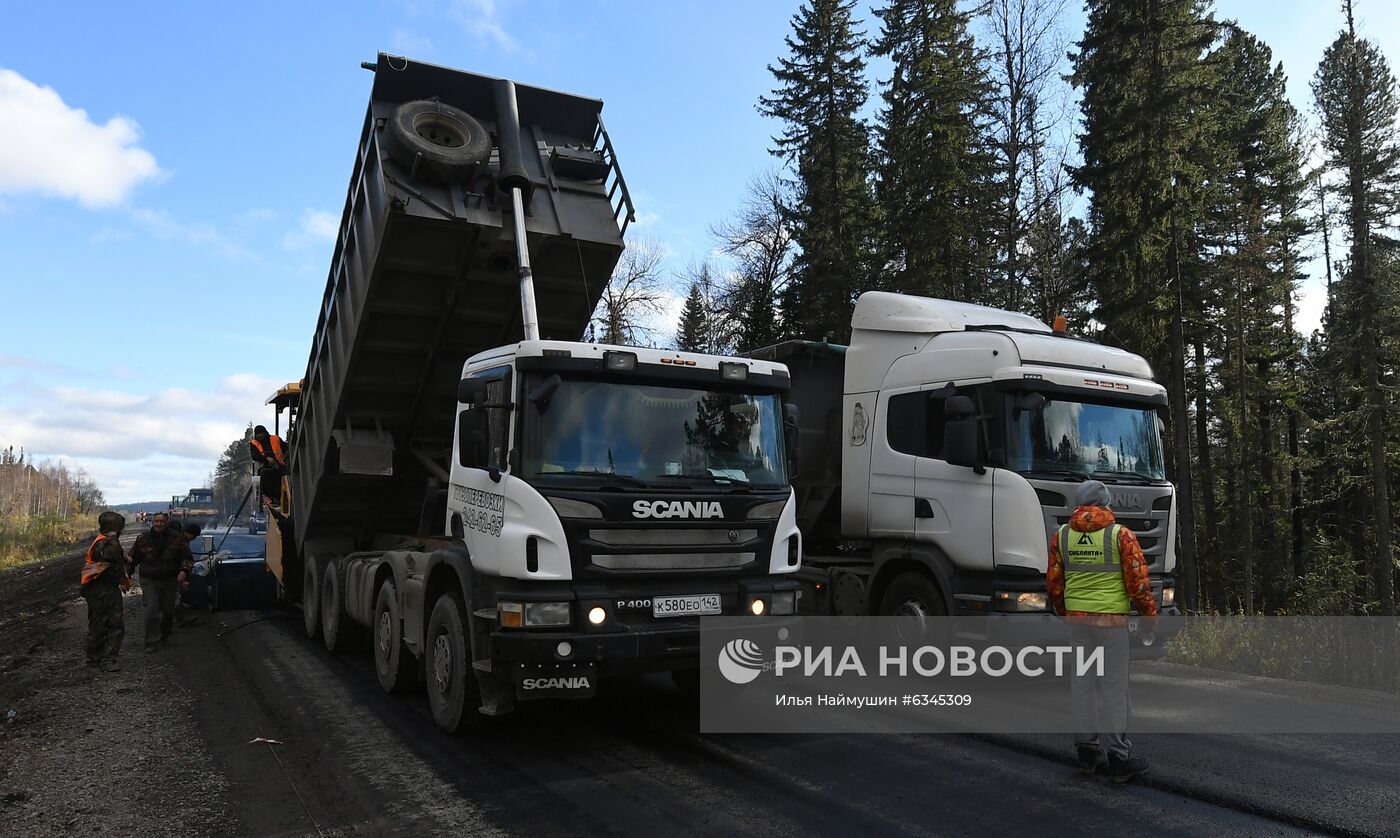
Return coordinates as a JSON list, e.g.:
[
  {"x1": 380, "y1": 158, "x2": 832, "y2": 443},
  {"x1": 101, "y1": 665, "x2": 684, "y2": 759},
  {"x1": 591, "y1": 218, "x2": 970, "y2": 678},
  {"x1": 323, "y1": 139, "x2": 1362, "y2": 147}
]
[{"x1": 1046, "y1": 479, "x2": 1159, "y2": 783}]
